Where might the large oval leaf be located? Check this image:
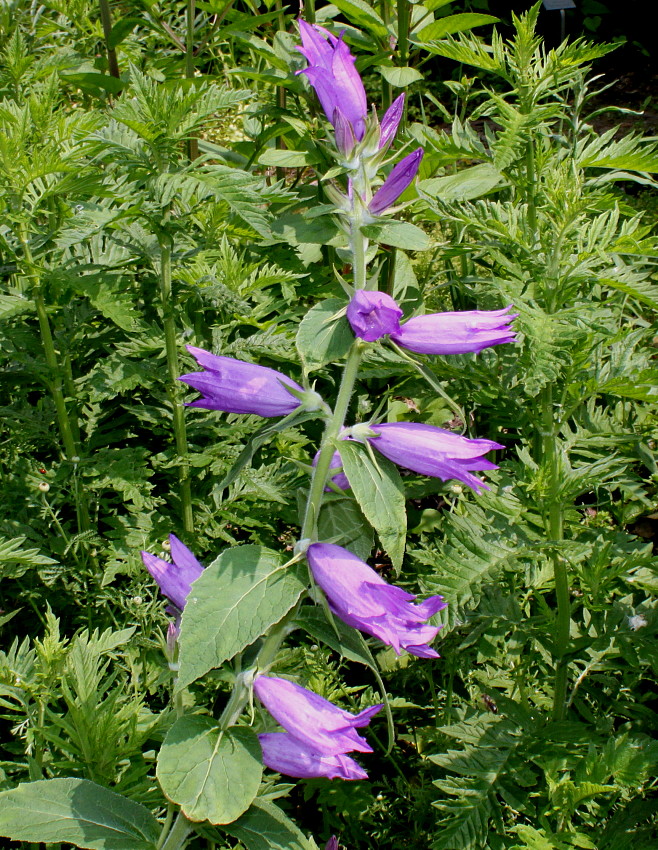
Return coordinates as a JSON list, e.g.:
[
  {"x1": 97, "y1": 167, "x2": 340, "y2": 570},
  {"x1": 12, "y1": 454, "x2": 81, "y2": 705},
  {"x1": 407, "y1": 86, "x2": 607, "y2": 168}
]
[
  {"x1": 157, "y1": 718, "x2": 262, "y2": 824},
  {"x1": 0, "y1": 778, "x2": 159, "y2": 849},
  {"x1": 177, "y1": 545, "x2": 306, "y2": 689}
]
